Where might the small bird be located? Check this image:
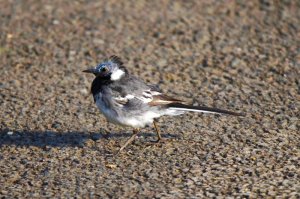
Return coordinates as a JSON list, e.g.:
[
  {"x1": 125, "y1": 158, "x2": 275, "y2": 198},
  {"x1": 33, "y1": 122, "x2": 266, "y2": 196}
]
[{"x1": 83, "y1": 55, "x2": 244, "y2": 153}]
